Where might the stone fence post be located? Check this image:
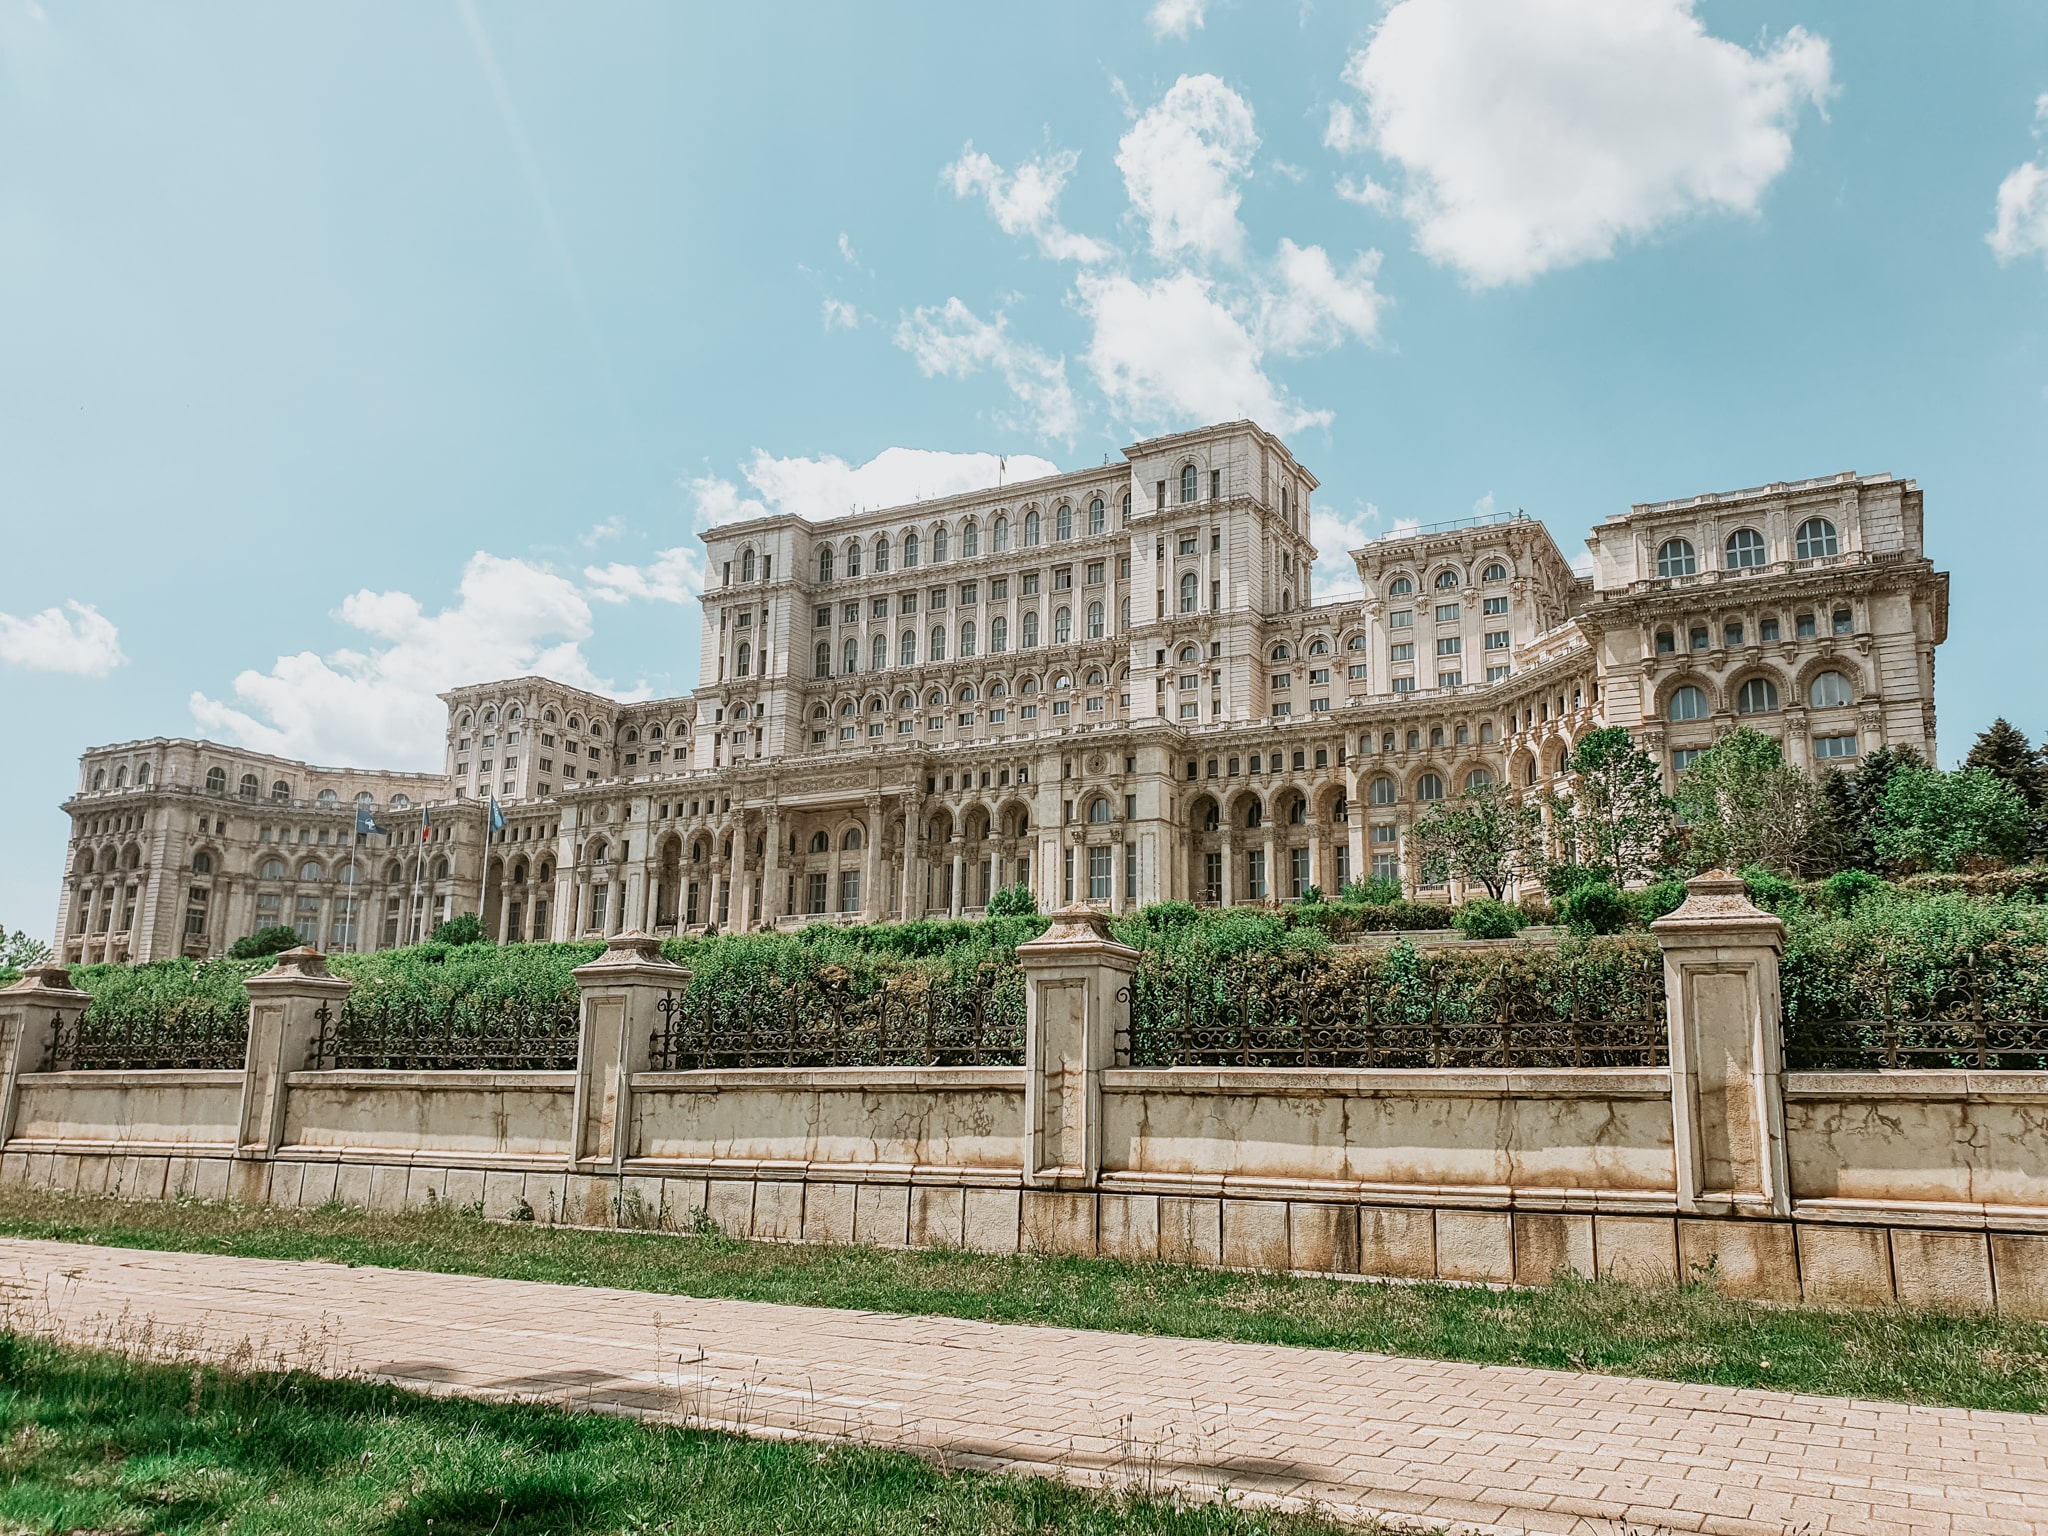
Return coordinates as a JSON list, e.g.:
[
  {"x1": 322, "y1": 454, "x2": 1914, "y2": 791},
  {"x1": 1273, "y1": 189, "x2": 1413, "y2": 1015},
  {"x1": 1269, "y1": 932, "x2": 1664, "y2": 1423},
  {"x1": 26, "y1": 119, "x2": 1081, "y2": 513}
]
[
  {"x1": 0, "y1": 965, "x2": 91, "y2": 1146},
  {"x1": 570, "y1": 930, "x2": 689, "y2": 1174},
  {"x1": 1651, "y1": 870, "x2": 1791, "y2": 1218},
  {"x1": 237, "y1": 948, "x2": 352, "y2": 1190},
  {"x1": 1016, "y1": 905, "x2": 1138, "y2": 1189}
]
